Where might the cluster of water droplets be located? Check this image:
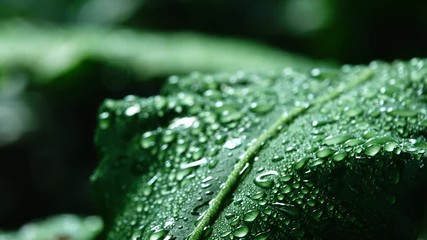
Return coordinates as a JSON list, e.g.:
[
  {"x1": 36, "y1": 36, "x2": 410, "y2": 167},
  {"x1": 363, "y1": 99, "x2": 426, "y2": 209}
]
[
  {"x1": 94, "y1": 59, "x2": 427, "y2": 239},
  {"x1": 208, "y1": 60, "x2": 427, "y2": 239}
]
